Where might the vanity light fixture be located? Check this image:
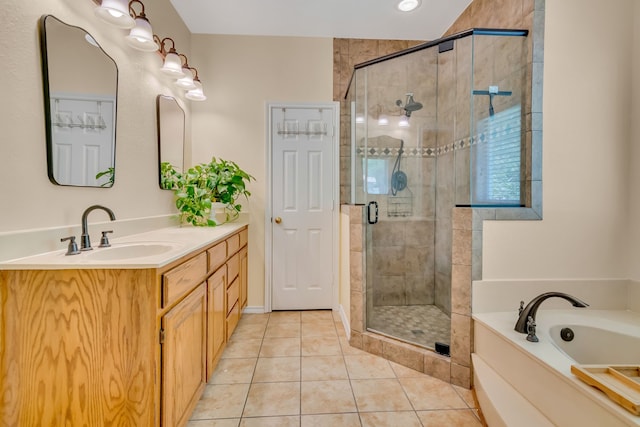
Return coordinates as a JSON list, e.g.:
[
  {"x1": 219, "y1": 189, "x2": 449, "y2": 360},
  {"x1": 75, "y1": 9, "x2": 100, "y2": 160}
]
[
  {"x1": 185, "y1": 71, "x2": 207, "y2": 101},
  {"x1": 377, "y1": 114, "x2": 389, "y2": 126},
  {"x1": 91, "y1": 0, "x2": 206, "y2": 101},
  {"x1": 94, "y1": 0, "x2": 135, "y2": 28},
  {"x1": 397, "y1": 0, "x2": 421, "y2": 12},
  {"x1": 157, "y1": 37, "x2": 185, "y2": 77},
  {"x1": 124, "y1": 0, "x2": 158, "y2": 52},
  {"x1": 175, "y1": 55, "x2": 197, "y2": 90}
]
